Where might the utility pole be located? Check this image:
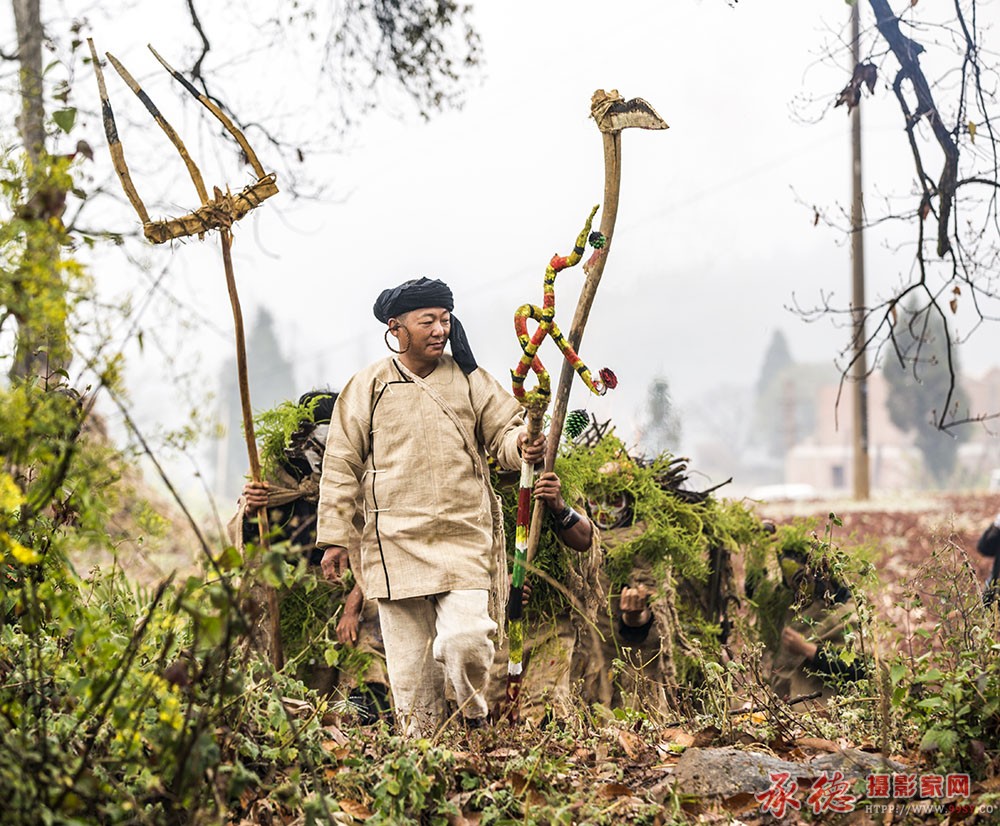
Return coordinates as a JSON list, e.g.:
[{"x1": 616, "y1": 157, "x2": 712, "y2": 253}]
[{"x1": 850, "y1": 1, "x2": 871, "y2": 499}]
